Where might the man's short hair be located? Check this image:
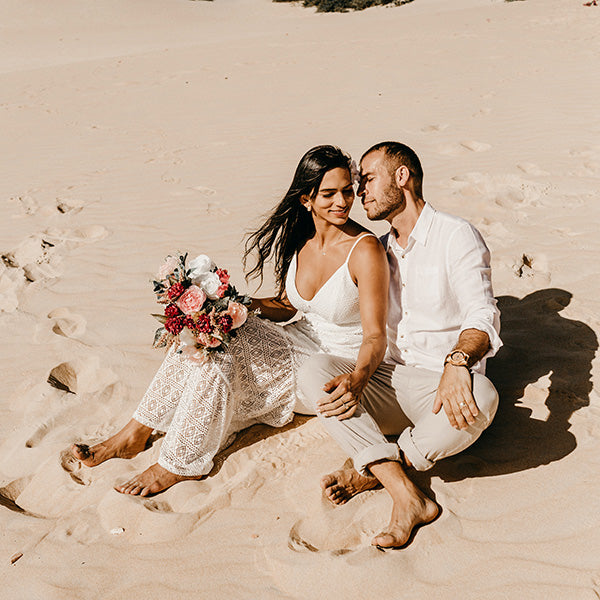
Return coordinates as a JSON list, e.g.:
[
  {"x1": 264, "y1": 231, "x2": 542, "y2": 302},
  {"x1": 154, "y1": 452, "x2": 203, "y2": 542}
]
[{"x1": 361, "y1": 142, "x2": 423, "y2": 197}]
